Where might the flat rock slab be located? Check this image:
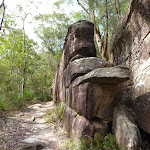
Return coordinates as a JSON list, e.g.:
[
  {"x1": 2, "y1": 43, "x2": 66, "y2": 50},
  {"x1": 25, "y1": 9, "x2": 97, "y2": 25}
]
[
  {"x1": 73, "y1": 65, "x2": 129, "y2": 87},
  {"x1": 65, "y1": 57, "x2": 113, "y2": 88}
]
